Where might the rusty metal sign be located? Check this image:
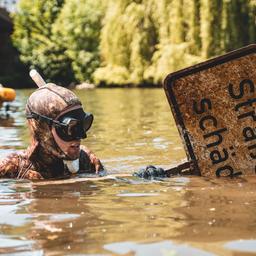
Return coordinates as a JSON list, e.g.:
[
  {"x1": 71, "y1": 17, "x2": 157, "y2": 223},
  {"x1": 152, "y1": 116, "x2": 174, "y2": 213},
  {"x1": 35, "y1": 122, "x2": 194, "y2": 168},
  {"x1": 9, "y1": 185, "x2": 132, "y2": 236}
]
[{"x1": 164, "y1": 45, "x2": 256, "y2": 177}]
